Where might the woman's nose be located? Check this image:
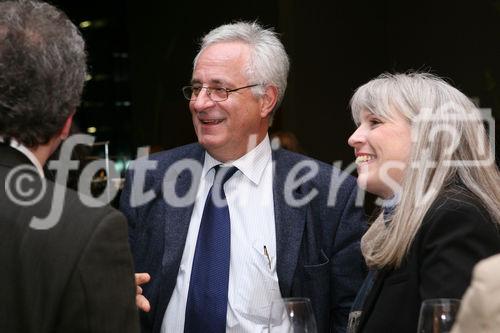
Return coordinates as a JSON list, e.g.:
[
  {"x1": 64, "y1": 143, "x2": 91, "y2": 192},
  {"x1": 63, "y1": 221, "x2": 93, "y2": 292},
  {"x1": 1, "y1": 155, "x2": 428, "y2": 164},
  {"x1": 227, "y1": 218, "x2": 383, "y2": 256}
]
[{"x1": 348, "y1": 126, "x2": 366, "y2": 148}]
